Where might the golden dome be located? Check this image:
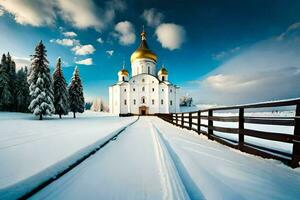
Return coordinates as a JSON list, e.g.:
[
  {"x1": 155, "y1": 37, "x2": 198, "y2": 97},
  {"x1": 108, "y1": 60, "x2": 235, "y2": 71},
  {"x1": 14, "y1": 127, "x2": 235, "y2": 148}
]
[
  {"x1": 130, "y1": 31, "x2": 157, "y2": 63},
  {"x1": 158, "y1": 66, "x2": 168, "y2": 75},
  {"x1": 118, "y1": 68, "x2": 128, "y2": 76}
]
